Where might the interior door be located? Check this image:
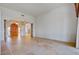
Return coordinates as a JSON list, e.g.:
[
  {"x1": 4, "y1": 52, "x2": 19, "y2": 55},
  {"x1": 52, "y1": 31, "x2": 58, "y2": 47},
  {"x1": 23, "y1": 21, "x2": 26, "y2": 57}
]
[{"x1": 10, "y1": 23, "x2": 18, "y2": 38}]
